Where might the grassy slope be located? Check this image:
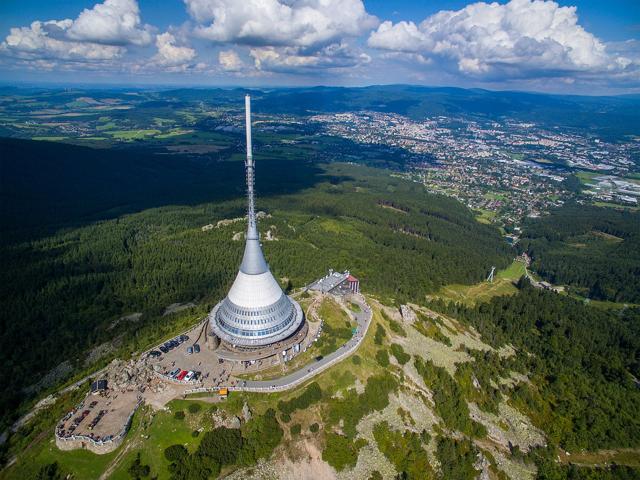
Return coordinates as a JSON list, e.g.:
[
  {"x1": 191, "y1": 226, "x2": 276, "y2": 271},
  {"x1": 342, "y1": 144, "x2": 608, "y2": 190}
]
[{"x1": 429, "y1": 260, "x2": 526, "y2": 306}]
